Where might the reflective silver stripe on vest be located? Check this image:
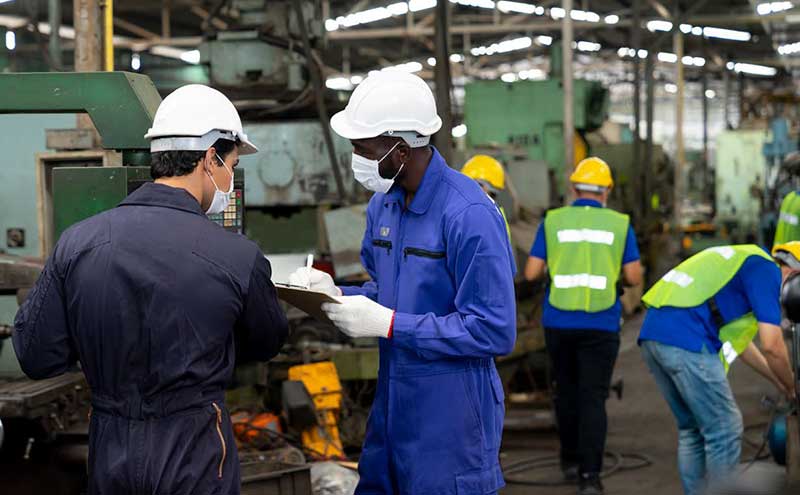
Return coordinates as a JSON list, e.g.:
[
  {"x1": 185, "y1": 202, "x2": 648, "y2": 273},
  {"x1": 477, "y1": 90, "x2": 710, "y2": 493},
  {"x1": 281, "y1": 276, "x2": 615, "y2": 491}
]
[
  {"x1": 662, "y1": 269, "x2": 694, "y2": 288},
  {"x1": 556, "y1": 229, "x2": 615, "y2": 245},
  {"x1": 708, "y1": 246, "x2": 735, "y2": 260},
  {"x1": 553, "y1": 274, "x2": 608, "y2": 290},
  {"x1": 721, "y1": 341, "x2": 738, "y2": 364},
  {"x1": 780, "y1": 211, "x2": 799, "y2": 226}
]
